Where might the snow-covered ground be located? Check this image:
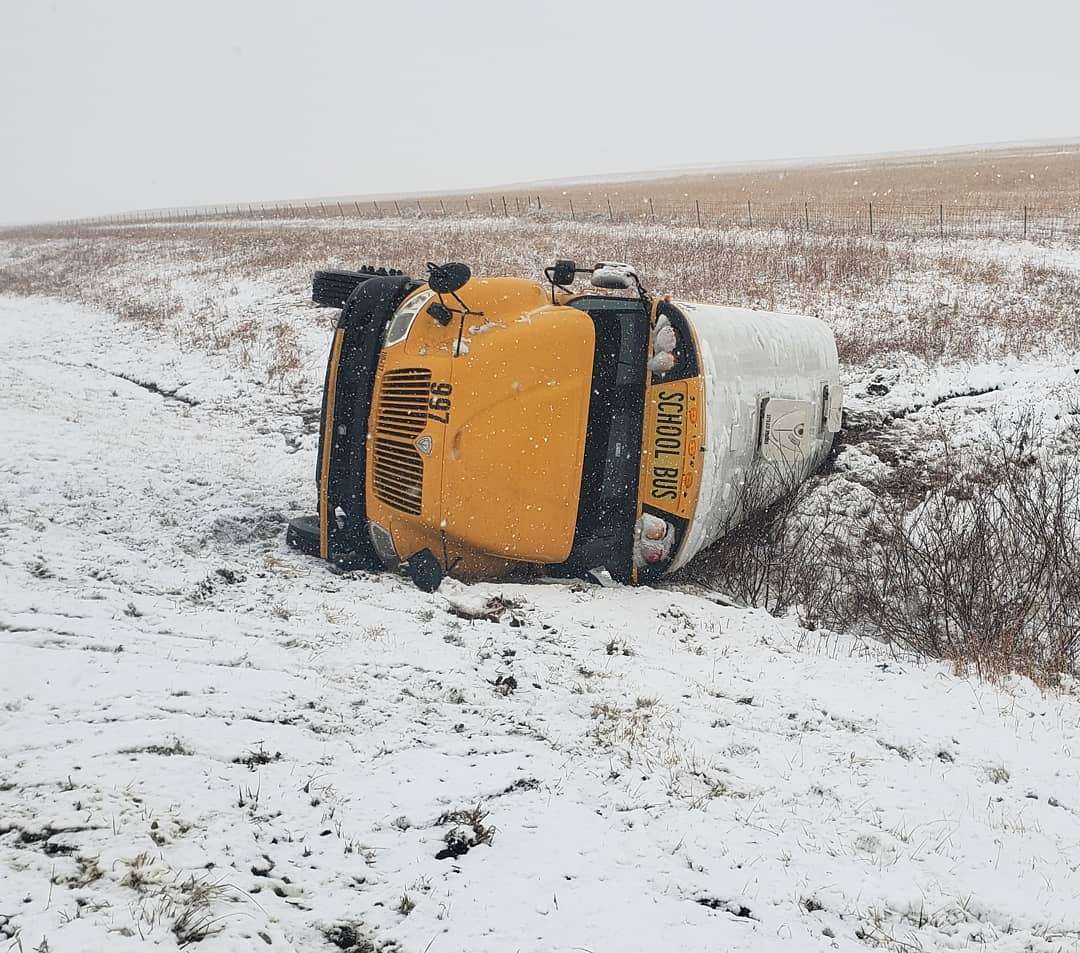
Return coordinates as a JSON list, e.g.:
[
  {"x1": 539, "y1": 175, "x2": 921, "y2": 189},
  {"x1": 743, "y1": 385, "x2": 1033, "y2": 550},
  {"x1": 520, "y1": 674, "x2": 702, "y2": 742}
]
[{"x1": 2, "y1": 295, "x2": 1080, "y2": 953}]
